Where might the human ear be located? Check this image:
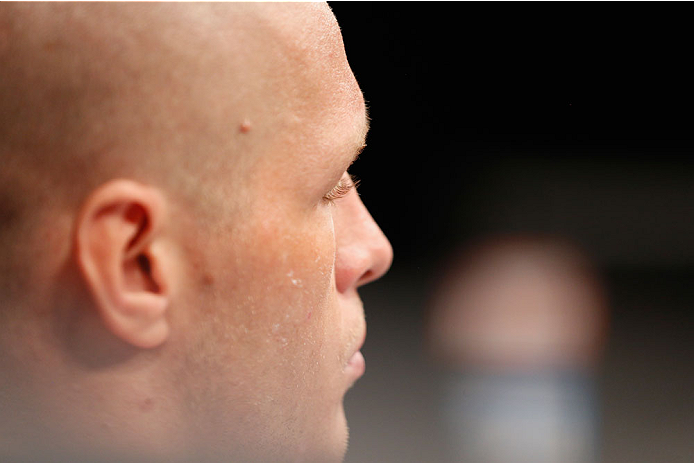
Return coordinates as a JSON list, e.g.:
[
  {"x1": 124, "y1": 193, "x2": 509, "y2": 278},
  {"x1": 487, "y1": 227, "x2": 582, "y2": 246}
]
[{"x1": 74, "y1": 179, "x2": 172, "y2": 349}]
